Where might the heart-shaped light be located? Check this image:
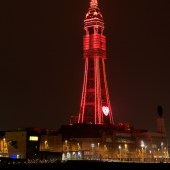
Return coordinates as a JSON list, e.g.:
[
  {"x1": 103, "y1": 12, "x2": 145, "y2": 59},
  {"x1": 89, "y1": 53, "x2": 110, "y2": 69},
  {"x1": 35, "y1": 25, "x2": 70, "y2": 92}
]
[{"x1": 102, "y1": 106, "x2": 109, "y2": 116}]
